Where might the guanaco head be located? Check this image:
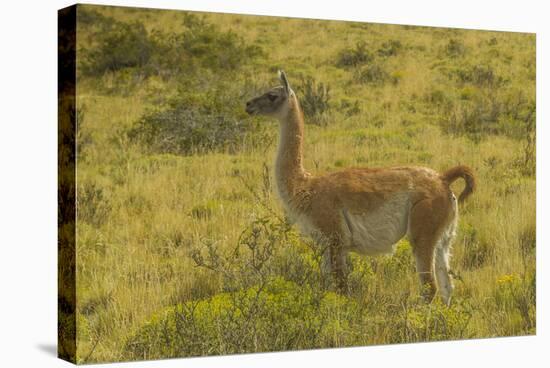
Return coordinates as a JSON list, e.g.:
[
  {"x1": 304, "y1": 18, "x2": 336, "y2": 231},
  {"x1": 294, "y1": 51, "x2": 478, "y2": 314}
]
[{"x1": 245, "y1": 71, "x2": 294, "y2": 118}]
